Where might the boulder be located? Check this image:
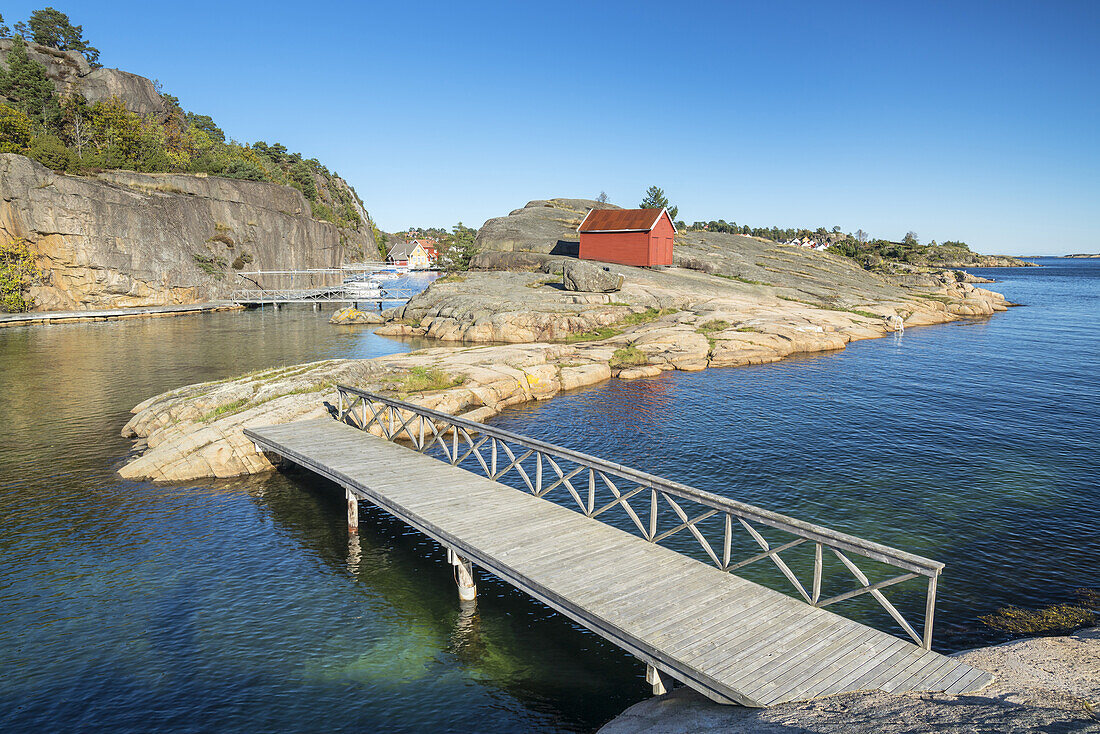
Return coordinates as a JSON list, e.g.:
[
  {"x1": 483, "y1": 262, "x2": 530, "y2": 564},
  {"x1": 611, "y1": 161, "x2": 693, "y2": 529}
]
[
  {"x1": 883, "y1": 314, "x2": 905, "y2": 332},
  {"x1": 330, "y1": 307, "x2": 383, "y2": 324},
  {"x1": 562, "y1": 261, "x2": 624, "y2": 293},
  {"x1": 474, "y1": 198, "x2": 619, "y2": 254}
]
